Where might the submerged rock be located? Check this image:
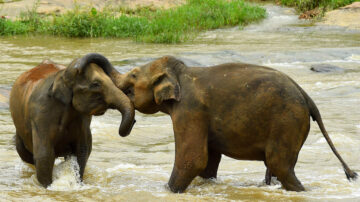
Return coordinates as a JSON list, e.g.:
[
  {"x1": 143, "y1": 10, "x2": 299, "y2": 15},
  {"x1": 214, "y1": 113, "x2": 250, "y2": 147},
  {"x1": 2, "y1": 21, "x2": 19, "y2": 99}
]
[{"x1": 310, "y1": 64, "x2": 345, "y2": 73}]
